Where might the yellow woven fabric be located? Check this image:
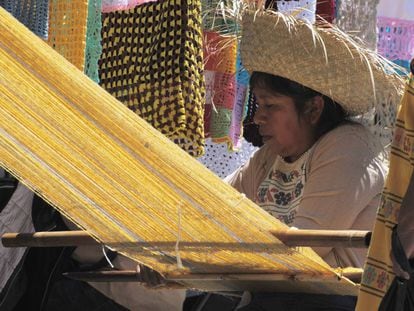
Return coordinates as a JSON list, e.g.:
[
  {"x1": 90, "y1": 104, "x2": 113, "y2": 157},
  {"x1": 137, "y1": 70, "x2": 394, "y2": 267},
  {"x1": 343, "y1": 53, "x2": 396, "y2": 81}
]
[
  {"x1": 47, "y1": 0, "x2": 88, "y2": 71},
  {"x1": 0, "y1": 7, "x2": 356, "y2": 293},
  {"x1": 356, "y1": 74, "x2": 414, "y2": 310},
  {"x1": 99, "y1": 0, "x2": 205, "y2": 157}
]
